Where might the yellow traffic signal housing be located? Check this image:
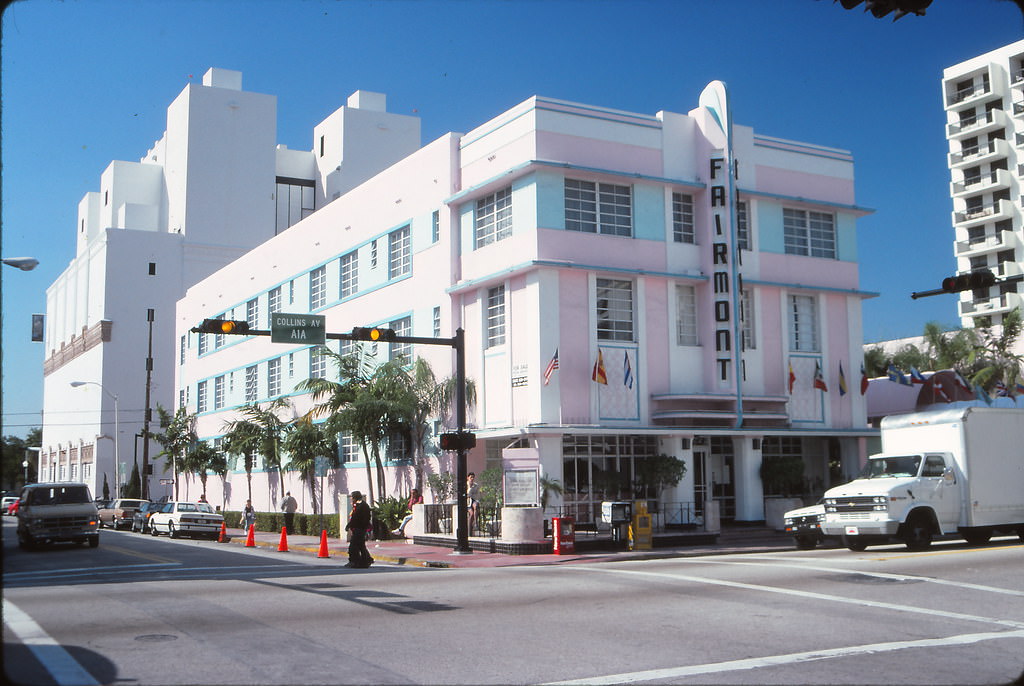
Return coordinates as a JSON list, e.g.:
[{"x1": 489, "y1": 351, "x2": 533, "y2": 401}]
[
  {"x1": 194, "y1": 318, "x2": 251, "y2": 335},
  {"x1": 351, "y1": 326, "x2": 397, "y2": 342}
]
